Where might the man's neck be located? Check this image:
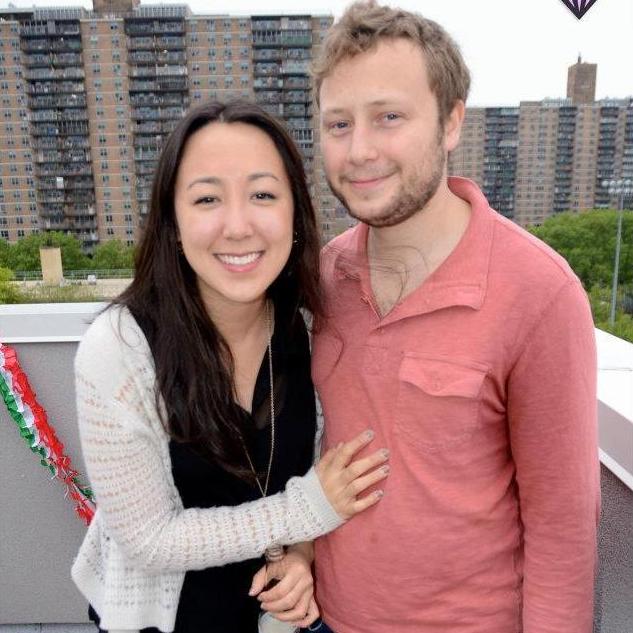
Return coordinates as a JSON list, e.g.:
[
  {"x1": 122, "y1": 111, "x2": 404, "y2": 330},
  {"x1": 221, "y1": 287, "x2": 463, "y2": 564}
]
[{"x1": 366, "y1": 179, "x2": 471, "y2": 316}]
